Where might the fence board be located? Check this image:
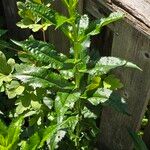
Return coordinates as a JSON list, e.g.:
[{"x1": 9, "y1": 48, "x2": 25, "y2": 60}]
[
  {"x1": 2, "y1": 0, "x2": 30, "y2": 39},
  {"x1": 99, "y1": 20, "x2": 150, "y2": 150},
  {"x1": 85, "y1": 0, "x2": 150, "y2": 149}
]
